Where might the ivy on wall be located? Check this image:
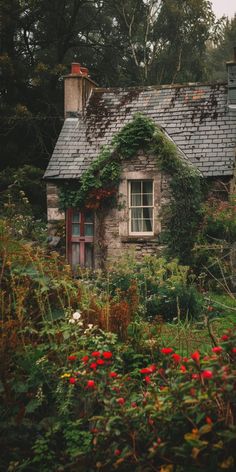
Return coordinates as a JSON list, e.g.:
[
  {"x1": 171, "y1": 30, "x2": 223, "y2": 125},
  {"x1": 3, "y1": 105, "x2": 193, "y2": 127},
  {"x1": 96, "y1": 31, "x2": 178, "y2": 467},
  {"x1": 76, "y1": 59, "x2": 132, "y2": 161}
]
[{"x1": 59, "y1": 113, "x2": 203, "y2": 263}]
